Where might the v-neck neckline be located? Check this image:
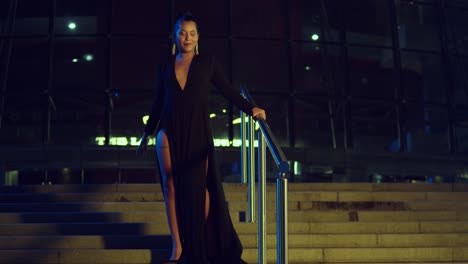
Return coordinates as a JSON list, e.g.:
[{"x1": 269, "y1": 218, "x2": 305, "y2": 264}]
[{"x1": 174, "y1": 55, "x2": 196, "y2": 92}]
